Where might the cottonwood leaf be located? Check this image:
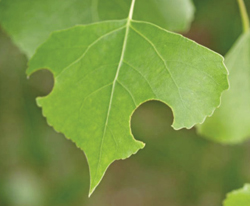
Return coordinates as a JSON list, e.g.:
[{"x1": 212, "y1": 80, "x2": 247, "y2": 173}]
[
  {"x1": 223, "y1": 184, "x2": 250, "y2": 206},
  {"x1": 0, "y1": 0, "x2": 194, "y2": 58},
  {"x1": 27, "y1": 1, "x2": 228, "y2": 195},
  {"x1": 197, "y1": 32, "x2": 250, "y2": 144}
]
